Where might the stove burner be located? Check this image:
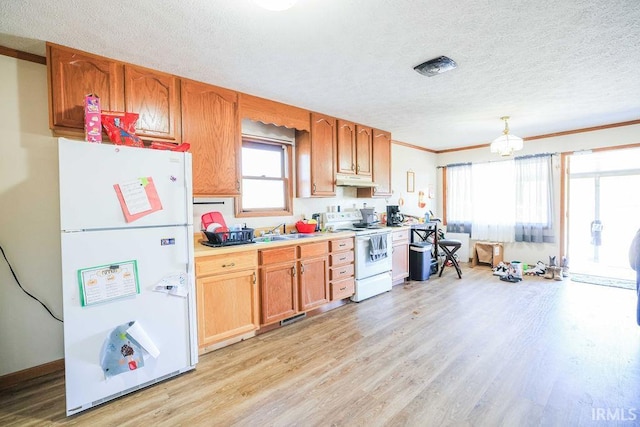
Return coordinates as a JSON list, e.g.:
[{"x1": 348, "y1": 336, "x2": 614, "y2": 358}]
[{"x1": 352, "y1": 222, "x2": 382, "y2": 229}]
